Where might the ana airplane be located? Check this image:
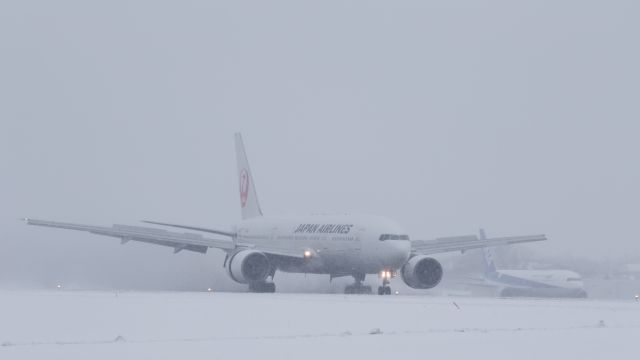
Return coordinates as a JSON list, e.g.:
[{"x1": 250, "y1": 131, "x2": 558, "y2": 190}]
[
  {"x1": 24, "y1": 134, "x2": 547, "y2": 295},
  {"x1": 477, "y1": 229, "x2": 587, "y2": 298}
]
